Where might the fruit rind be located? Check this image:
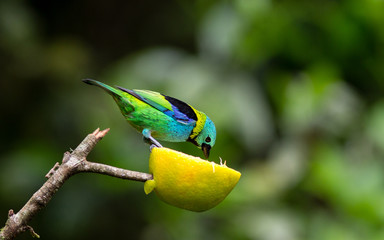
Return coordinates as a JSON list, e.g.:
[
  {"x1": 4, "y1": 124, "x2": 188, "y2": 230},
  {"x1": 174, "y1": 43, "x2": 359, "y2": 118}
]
[
  {"x1": 146, "y1": 147, "x2": 241, "y2": 212},
  {"x1": 144, "y1": 179, "x2": 156, "y2": 195}
]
